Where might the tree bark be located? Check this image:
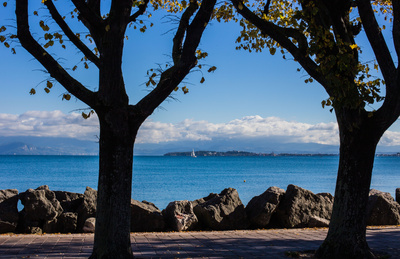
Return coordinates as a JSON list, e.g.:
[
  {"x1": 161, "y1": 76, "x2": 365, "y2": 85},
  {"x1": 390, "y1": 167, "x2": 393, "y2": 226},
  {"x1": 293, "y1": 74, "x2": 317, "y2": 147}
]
[
  {"x1": 316, "y1": 109, "x2": 381, "y2": 259},
  {"x1": 89, "y1": 107, "x2": 138, "y2": 259}
]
